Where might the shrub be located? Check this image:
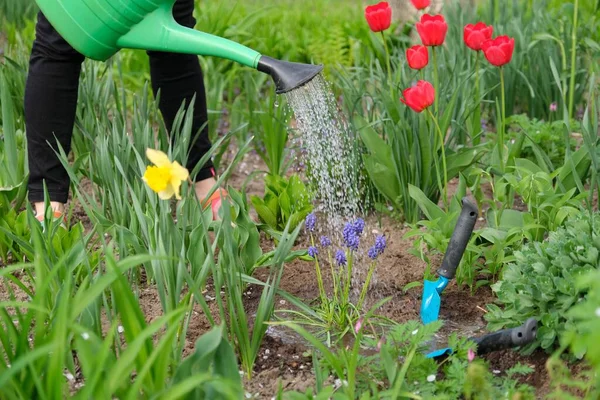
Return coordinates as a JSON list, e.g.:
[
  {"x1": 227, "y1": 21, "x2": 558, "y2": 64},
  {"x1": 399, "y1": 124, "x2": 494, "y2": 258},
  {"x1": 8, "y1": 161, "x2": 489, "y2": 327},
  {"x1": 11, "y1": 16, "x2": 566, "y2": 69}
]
[{"x1": 485, "y1": 209, "x2": 600, "y2": 354}]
